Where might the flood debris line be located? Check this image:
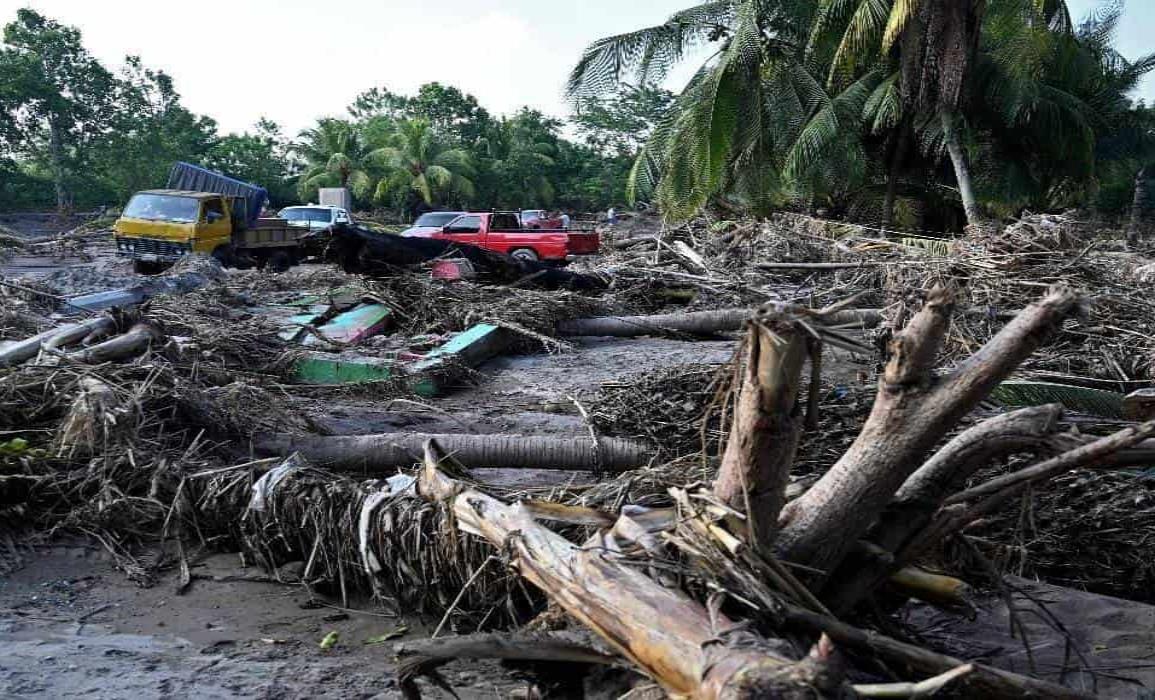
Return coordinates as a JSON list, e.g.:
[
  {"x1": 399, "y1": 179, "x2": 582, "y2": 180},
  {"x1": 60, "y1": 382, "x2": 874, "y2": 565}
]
[{"x1": 328, "y1": 225, "x2": 608, "y2": 291}]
